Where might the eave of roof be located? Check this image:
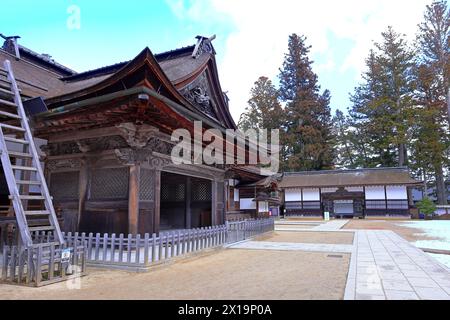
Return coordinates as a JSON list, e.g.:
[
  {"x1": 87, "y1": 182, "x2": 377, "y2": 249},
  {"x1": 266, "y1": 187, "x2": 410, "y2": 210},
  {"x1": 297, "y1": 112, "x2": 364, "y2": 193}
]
[{"x1": 280, "y1": 167, "x2": 422, "y2": 188}]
